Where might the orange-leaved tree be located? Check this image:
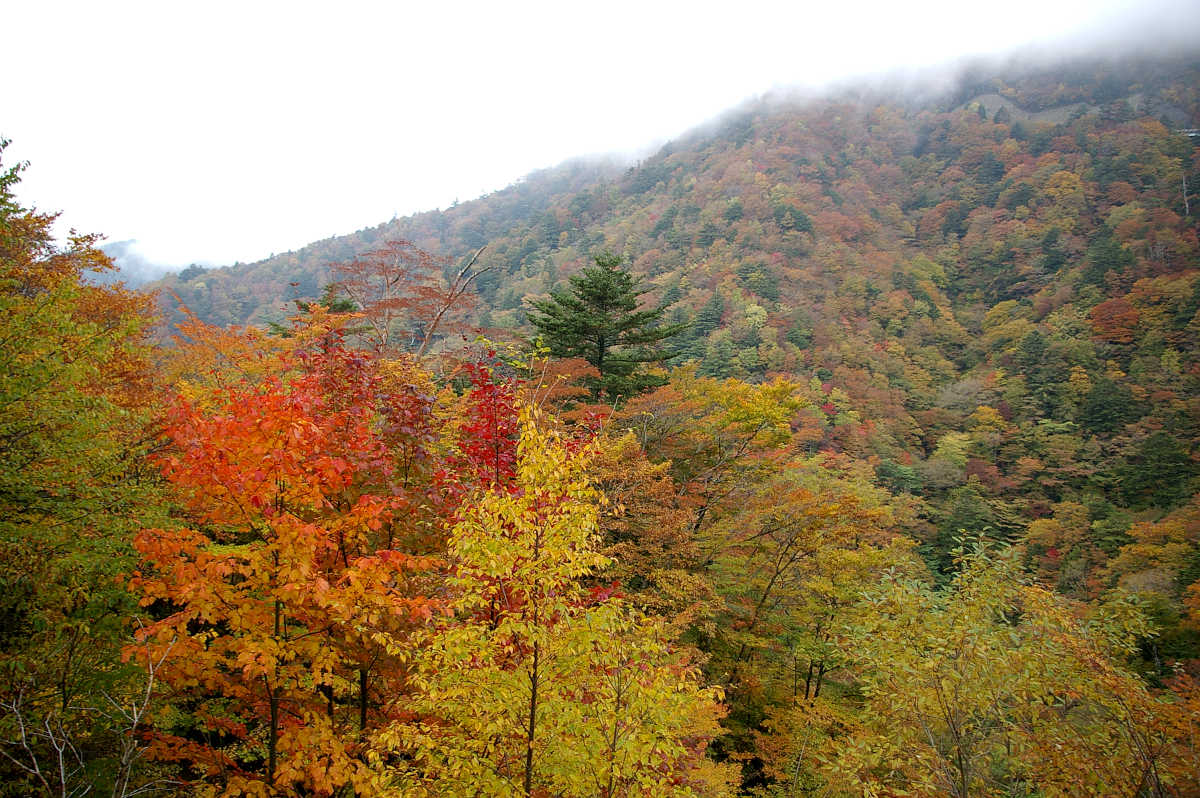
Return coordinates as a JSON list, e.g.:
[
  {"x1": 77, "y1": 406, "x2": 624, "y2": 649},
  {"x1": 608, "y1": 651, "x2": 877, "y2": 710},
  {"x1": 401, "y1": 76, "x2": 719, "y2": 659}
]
[
  {"x1": 129, "y1": 342, "x2": 444, "y2": 795},
  {"x1": 330, "y1": 239, "x2": 489, "y2": 355}
]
